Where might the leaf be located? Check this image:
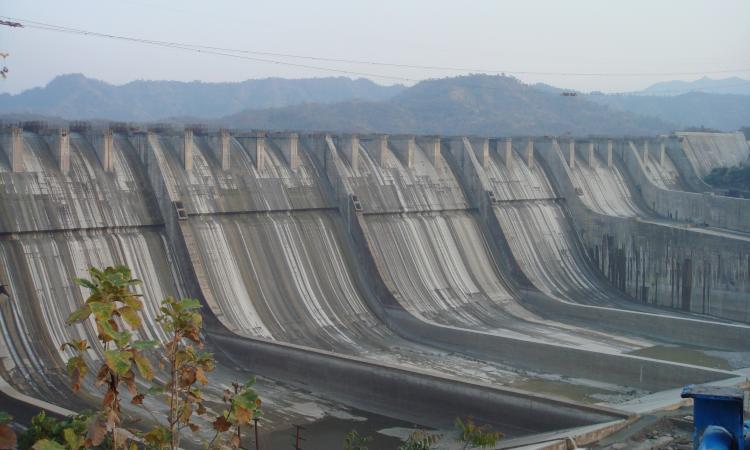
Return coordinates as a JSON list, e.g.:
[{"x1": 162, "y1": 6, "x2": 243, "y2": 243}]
[
  {"x1": 63, "y1": 427, "x2": 84, "y2": 450},
  {"x1": 146, "y1": 385, "x2": 165, "y2": 395},
  {"x1": 132, "y1": 339, "x2": 158, "y2": 350},
  {"x1": 188, "y1": 423, "x2": 199, "y2": 433},
  {"x1": 104, "y1": 349, "x2": 132, "y2": 376},
  {"x1": 103, "y1": 389, "x2": 116, "y2": 407},
  {"x1": 32, "y1": 439, "x2": 65, "y2": 450},
  {"x1": 66, "y1": 304, "x2": 91, "y2": 324},
  {"x1": 212, "y1": 416, "x2": 231, "y2": 432},
  {"x1": 118, "y1": 305, "x2": 141, "y2": 329},
  {"x1": 89, "y1": 302, "x2": 114, "y2": 322},
  {"x1": 195, "y1": 367, "x2": 208, "y2": 385},
  {"x1": 234, "y1": 406, "x2": 252, "y2": 425},
  {"x1": 131, "y1": 394, "x2": 145, "y2": 405},
  {"x1": 132, "y1": 351, "x2": 154, "y2": 381},
  {"x1": 74, "y1": 278, "x2": 97, "y2": 291},
  {"x1": 143, "y1": 427, "x2": 170, "y2": 447},
  {"x1": 180, "y1": 298, "x2": 202, "y2": 310},
  {"x1": 0, "y1": 424, "x2": 16, "y2": 450},
  {"x1": 65, "y1": 356, "x2": 88, "y2": 393},
  {"x1": 230, "y1": 434, "x2": 240, "y2": 448},
  {"x1": 0, "y1": 412, "x2": 11, "y2": 424}
]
